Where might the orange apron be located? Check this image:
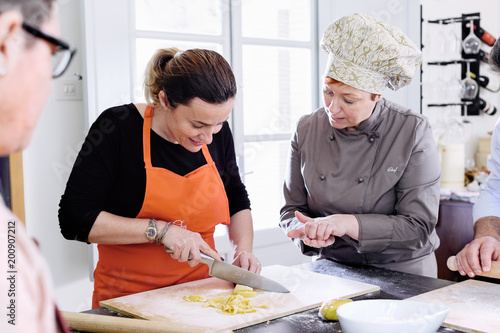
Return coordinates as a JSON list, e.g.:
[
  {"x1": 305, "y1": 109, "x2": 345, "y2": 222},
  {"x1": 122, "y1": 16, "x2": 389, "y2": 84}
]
[{"x1": 92, "y1": 105, "x2": 230, "y2": 308}]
